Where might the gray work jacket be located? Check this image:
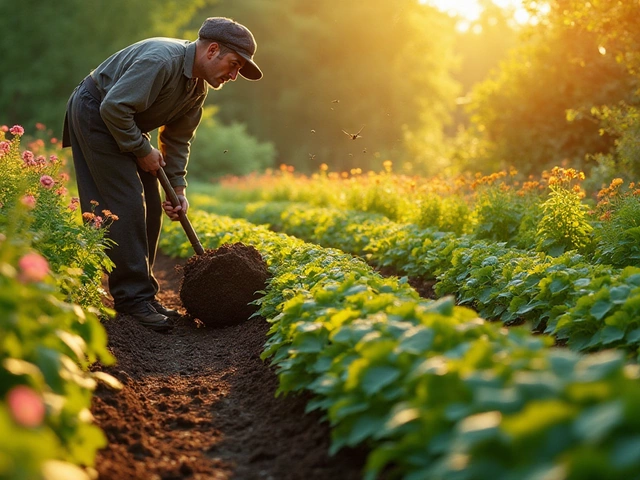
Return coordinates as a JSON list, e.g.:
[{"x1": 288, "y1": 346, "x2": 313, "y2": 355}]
[{"x1": 64, "y1": 38, "x2": 208, "y2": 187}]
